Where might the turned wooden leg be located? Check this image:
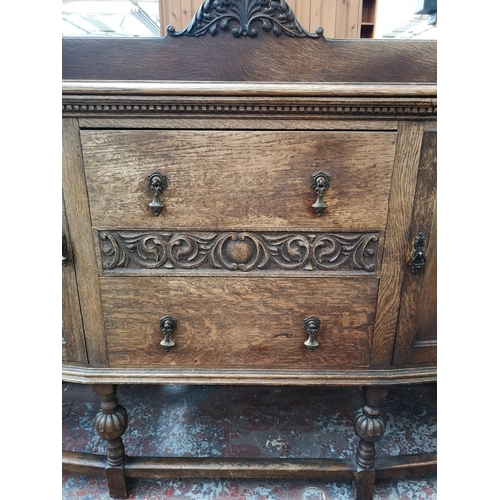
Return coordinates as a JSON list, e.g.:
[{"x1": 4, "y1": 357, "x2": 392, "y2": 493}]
[
  {"x1": 94, "y1": 384, "x2": 129, "y2": 499},
  {"x1": 353, "y1": 386, "x2": 388, "y2": 500}
]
